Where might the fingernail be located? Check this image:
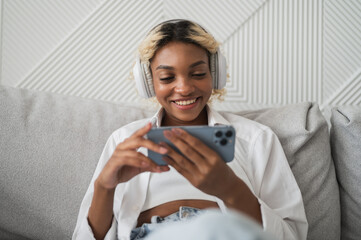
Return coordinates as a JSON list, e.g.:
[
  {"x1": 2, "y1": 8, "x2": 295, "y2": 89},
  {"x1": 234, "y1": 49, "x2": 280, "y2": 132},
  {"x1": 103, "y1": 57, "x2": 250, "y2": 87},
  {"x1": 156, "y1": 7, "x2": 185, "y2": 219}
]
[
  {"x1": 173, "y1": 128, "x2": 182, "y2": 135},
  {"x1": 164, "y1": 130, "x2": 172, "y2": 138},
  {"x1": 161, "y1": 166, "x2": 170, "y2": 172},
  {"x1": 141, "y1": 161, "x2": 149, "y2": 166},
  {"x1": 159, "y1": 147, "x2": 168, "y2": 154}
]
